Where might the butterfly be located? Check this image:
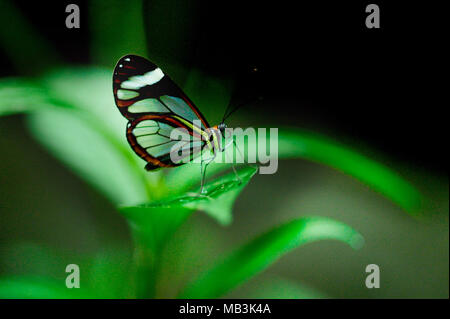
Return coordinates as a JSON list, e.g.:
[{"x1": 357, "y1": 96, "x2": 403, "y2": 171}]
[{"x1": 113, "y1": 55, "x2": 237, "y2": 193}]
